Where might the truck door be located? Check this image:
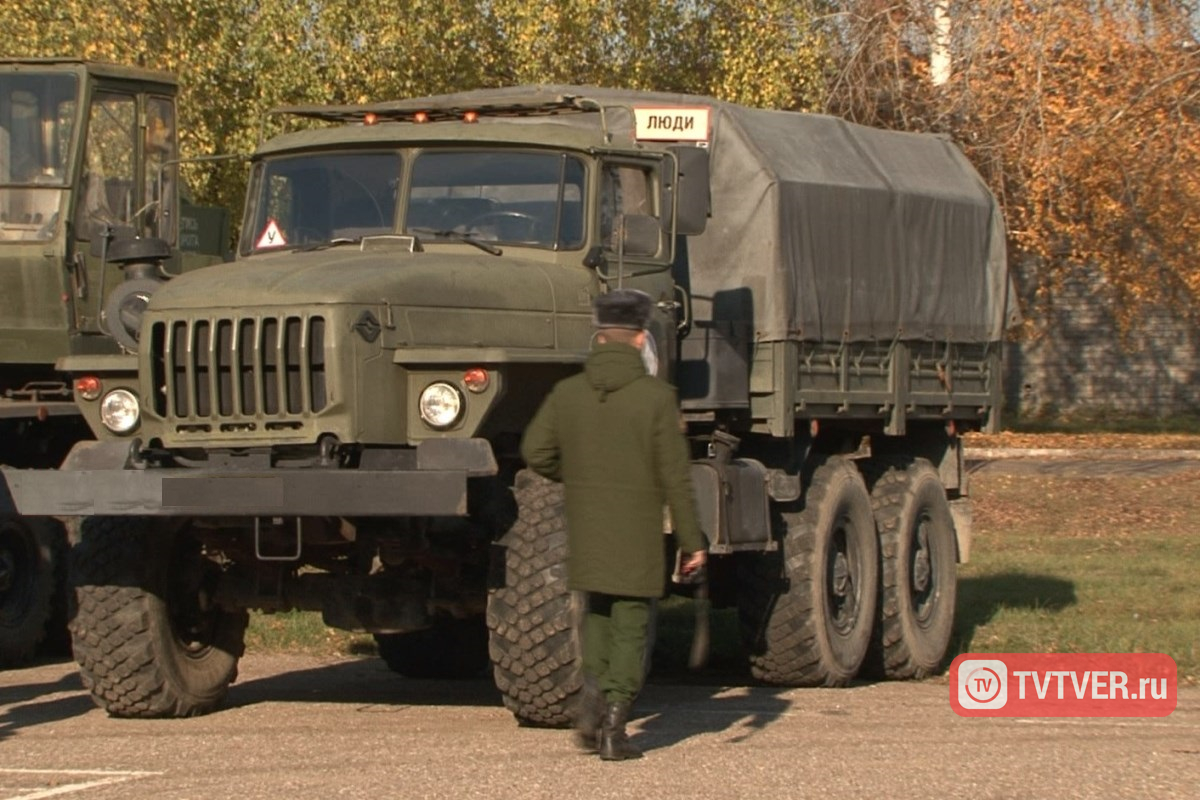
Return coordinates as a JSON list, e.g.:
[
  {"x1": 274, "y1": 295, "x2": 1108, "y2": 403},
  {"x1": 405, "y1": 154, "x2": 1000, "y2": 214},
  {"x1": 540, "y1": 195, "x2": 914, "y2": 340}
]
[
  {"x1": 596, "y1": 157, "x2": 677, "y2": 378},
  {"x1": 0, "y1": 70, "x2": 77, "y2": 361},
  {"x1": 72, "y1": 90, "x2": 136, "y2": 334},
  {"x1": 71, "y1": 91, "x2": 177, "y2": 336}
]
